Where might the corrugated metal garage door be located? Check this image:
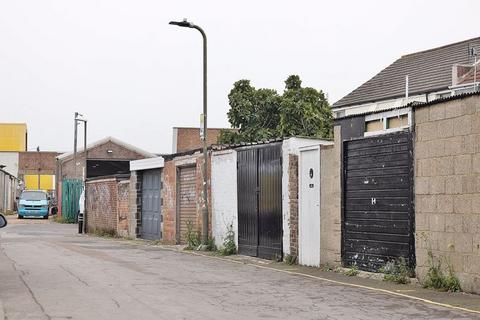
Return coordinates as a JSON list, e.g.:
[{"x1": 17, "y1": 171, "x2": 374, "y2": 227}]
[
  {"x1": 343, "y1": 131, "x2": 414, "y2": 271},
  {"x1": 178, "y1": 166, "x2": 197, "y2": 243},
  {"x1": 141, "y1": 169, "x2": 162, "y2": 240},
  {"x1": 237, "y1": 143, "x2": 283, "y2": 260}
]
